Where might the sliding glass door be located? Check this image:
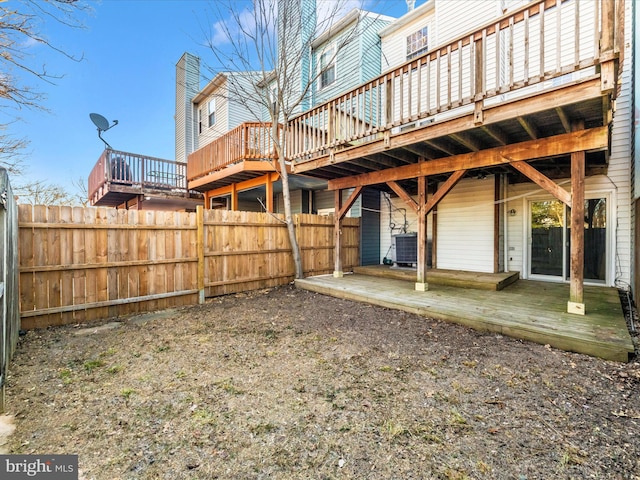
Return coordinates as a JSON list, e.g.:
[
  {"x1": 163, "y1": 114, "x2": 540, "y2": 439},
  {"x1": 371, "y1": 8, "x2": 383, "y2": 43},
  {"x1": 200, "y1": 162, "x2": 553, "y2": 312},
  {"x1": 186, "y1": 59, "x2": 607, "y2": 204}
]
[{"x1": 529, "y1": 198, "x2": 607, "y2": 283}]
